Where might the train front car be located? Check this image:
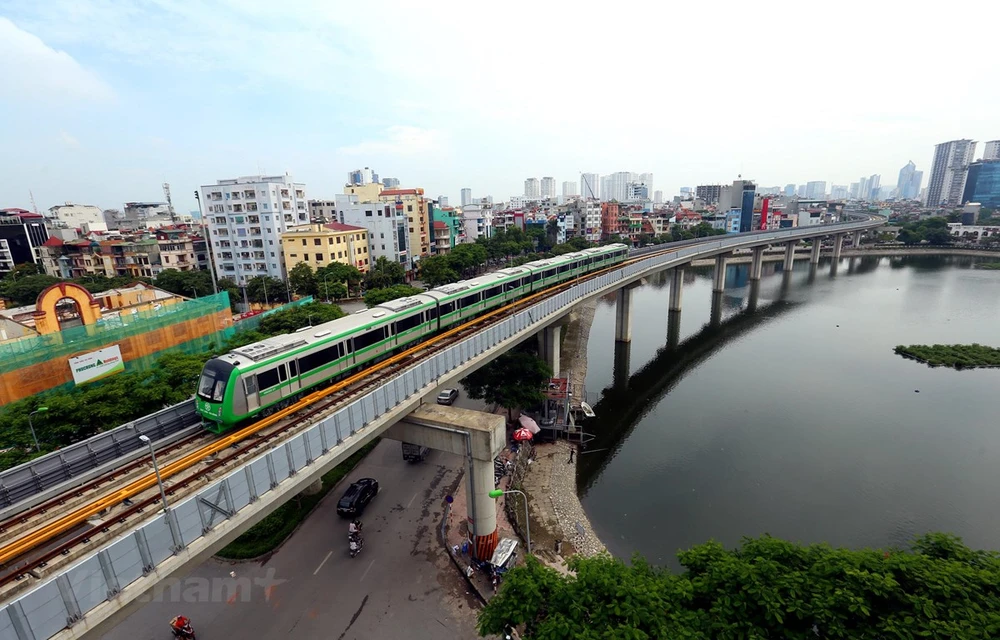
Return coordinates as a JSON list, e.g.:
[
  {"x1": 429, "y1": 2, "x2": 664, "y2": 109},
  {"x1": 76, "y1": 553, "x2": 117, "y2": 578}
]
[{"x1": 196, "y1": 357, "x2": 238, "y2": 433}]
